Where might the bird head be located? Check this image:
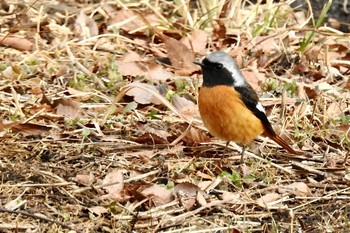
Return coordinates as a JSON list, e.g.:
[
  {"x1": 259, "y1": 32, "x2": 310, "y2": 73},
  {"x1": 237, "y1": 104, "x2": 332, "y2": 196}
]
[{"x1": 194, "y1": 51, "x2": 246, "y2": 87}]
